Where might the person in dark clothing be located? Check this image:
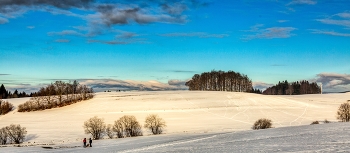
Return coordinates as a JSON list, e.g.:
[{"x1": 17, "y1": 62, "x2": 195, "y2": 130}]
[
  {"x1": 89, "y1": 138, "x2": 92, "y2": 147},
  {"x1": 83, "y1": 138, "x2": 86, "y2": 147}
]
